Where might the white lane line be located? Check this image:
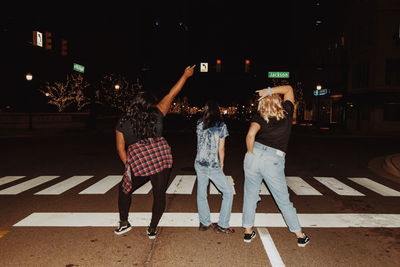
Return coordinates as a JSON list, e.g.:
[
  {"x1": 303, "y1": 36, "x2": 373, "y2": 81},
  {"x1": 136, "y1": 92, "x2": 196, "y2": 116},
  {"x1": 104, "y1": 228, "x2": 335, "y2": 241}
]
[
  {"x1": 260, "y1": 182, "x2": 271, "y2": 195},
  {"x1": 286, "y1": 176, "x2": 322, "y2": 195},
  {"x1": 348, "y1": 178, "x2": 400, "y2": 197},
  {"x1": 79, "y1": 175, "x2": 121, "y2": 194},
  {"x1": 0, "y1": 176, "x2": 59, "y2": 195},
  {"x1": 14, "y1": 213, "x2": 400, "y2": 228},
  {"x1": 133, "y1": 181, "x2": 152, "y2": 194},
  {"x1": 210, "y1": 176, "x2": 236, "y2": 195},
  {"x1": 257, "y1": 228, "x2": 285, "y2": 267},
  {"x1": 0, "y1": 176, "x2": 26, "y2": 186},
  {"x1": 166, "y1": 175, "x2": 196, "y2": 194},
  {"x1": 314, "y1": 177, "x2": 365, "y2": 196},
  {"x1": 35, "y1": 176, "x2": 93, "y2": 195}
]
